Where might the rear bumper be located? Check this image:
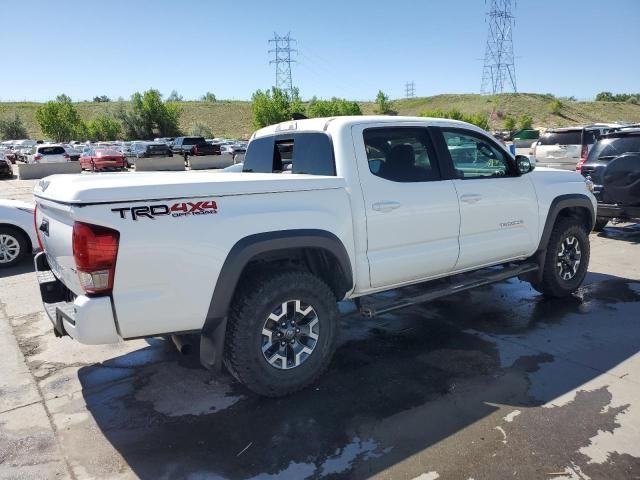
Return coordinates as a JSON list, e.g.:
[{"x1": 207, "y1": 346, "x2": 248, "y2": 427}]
[{"x1": 35, "y1": 252, "x2": 120, "y2": 344}]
